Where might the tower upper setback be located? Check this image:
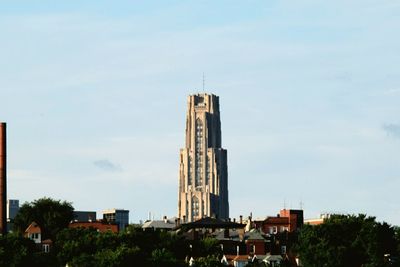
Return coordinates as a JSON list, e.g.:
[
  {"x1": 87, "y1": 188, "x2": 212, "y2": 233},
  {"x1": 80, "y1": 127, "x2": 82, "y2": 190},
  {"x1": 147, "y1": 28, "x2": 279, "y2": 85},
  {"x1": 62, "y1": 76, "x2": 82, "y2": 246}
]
[{"x1": 178, "y1": 93, "x2": 229, "y2": 222}]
